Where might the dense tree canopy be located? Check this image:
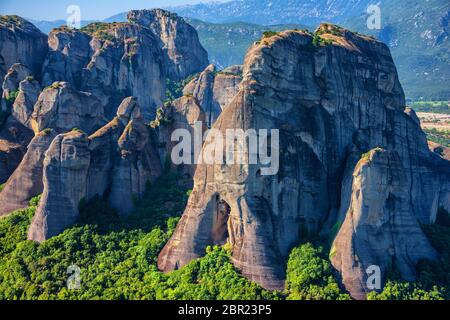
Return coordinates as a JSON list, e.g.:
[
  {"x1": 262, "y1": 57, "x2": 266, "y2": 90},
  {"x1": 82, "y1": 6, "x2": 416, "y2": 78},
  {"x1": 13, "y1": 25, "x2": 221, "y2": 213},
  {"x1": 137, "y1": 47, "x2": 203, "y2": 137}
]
[{"x1": 0, "y1": 172, "x2": 449, "y2": 300}]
